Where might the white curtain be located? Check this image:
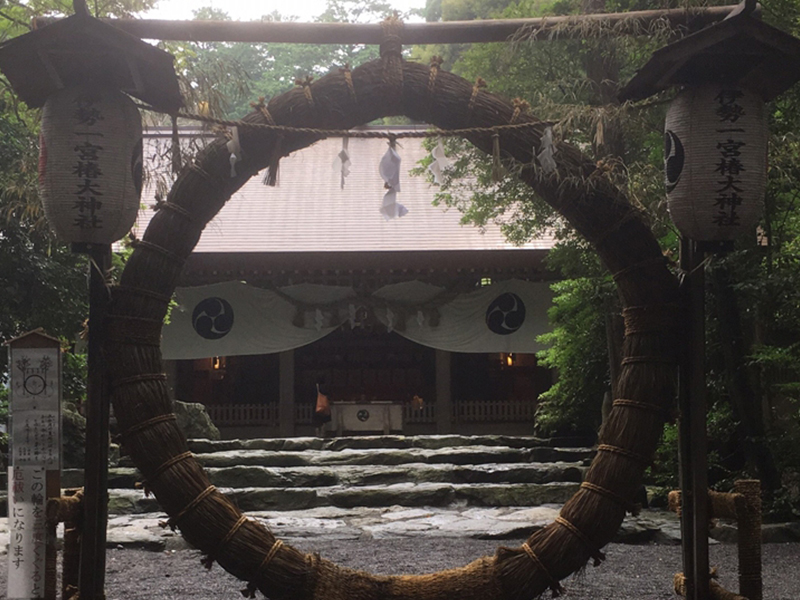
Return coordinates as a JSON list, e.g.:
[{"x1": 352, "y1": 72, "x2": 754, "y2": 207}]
[
  {"x1": 162, "y1": 279, "x2": 553, "y2": 359},
  {"x1": 374, "y1": 279, "x2": 554, "y2": 354},
  {"x1": 162, "y1": 281, "x2": 353, "y2": 360}
]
